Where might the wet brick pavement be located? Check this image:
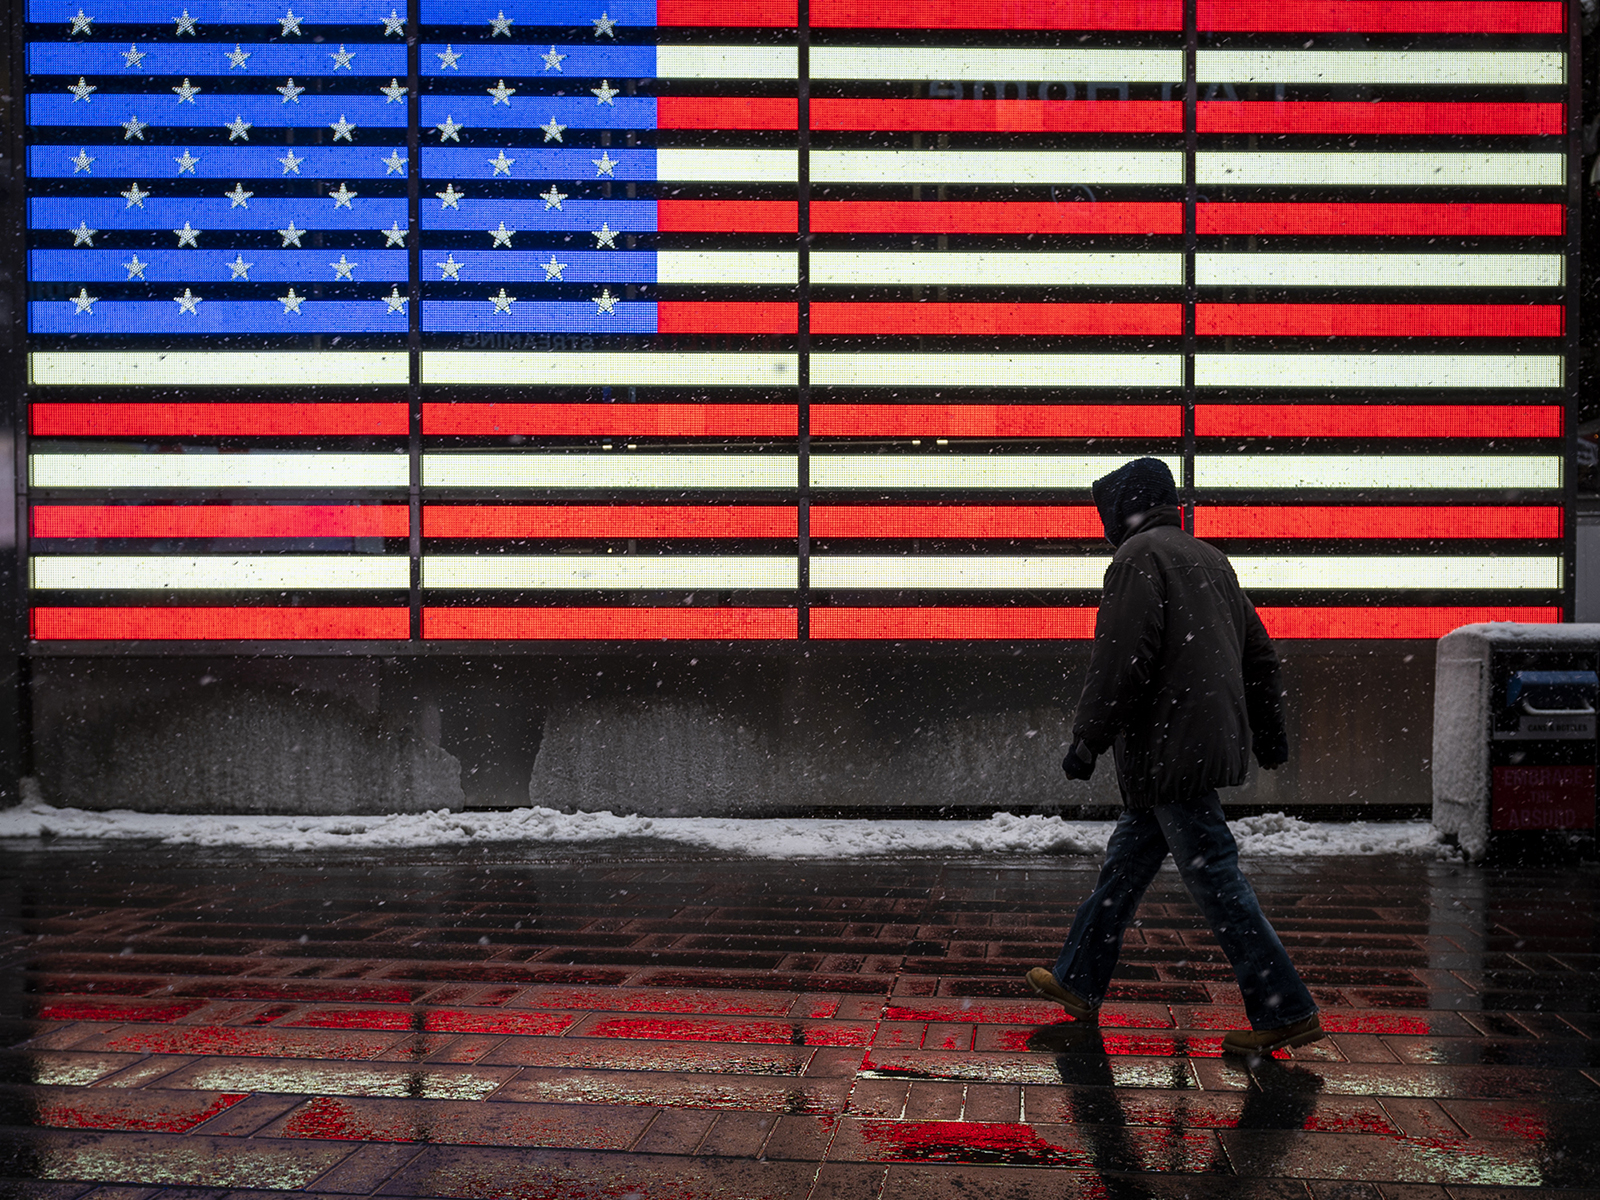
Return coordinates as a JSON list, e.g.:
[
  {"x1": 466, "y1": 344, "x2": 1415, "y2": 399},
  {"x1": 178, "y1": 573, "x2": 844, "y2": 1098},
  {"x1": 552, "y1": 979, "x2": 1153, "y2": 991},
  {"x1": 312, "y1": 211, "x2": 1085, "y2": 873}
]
[{"x1": 0, "y1": 841, "x2": 1596, "y2": 1198}]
